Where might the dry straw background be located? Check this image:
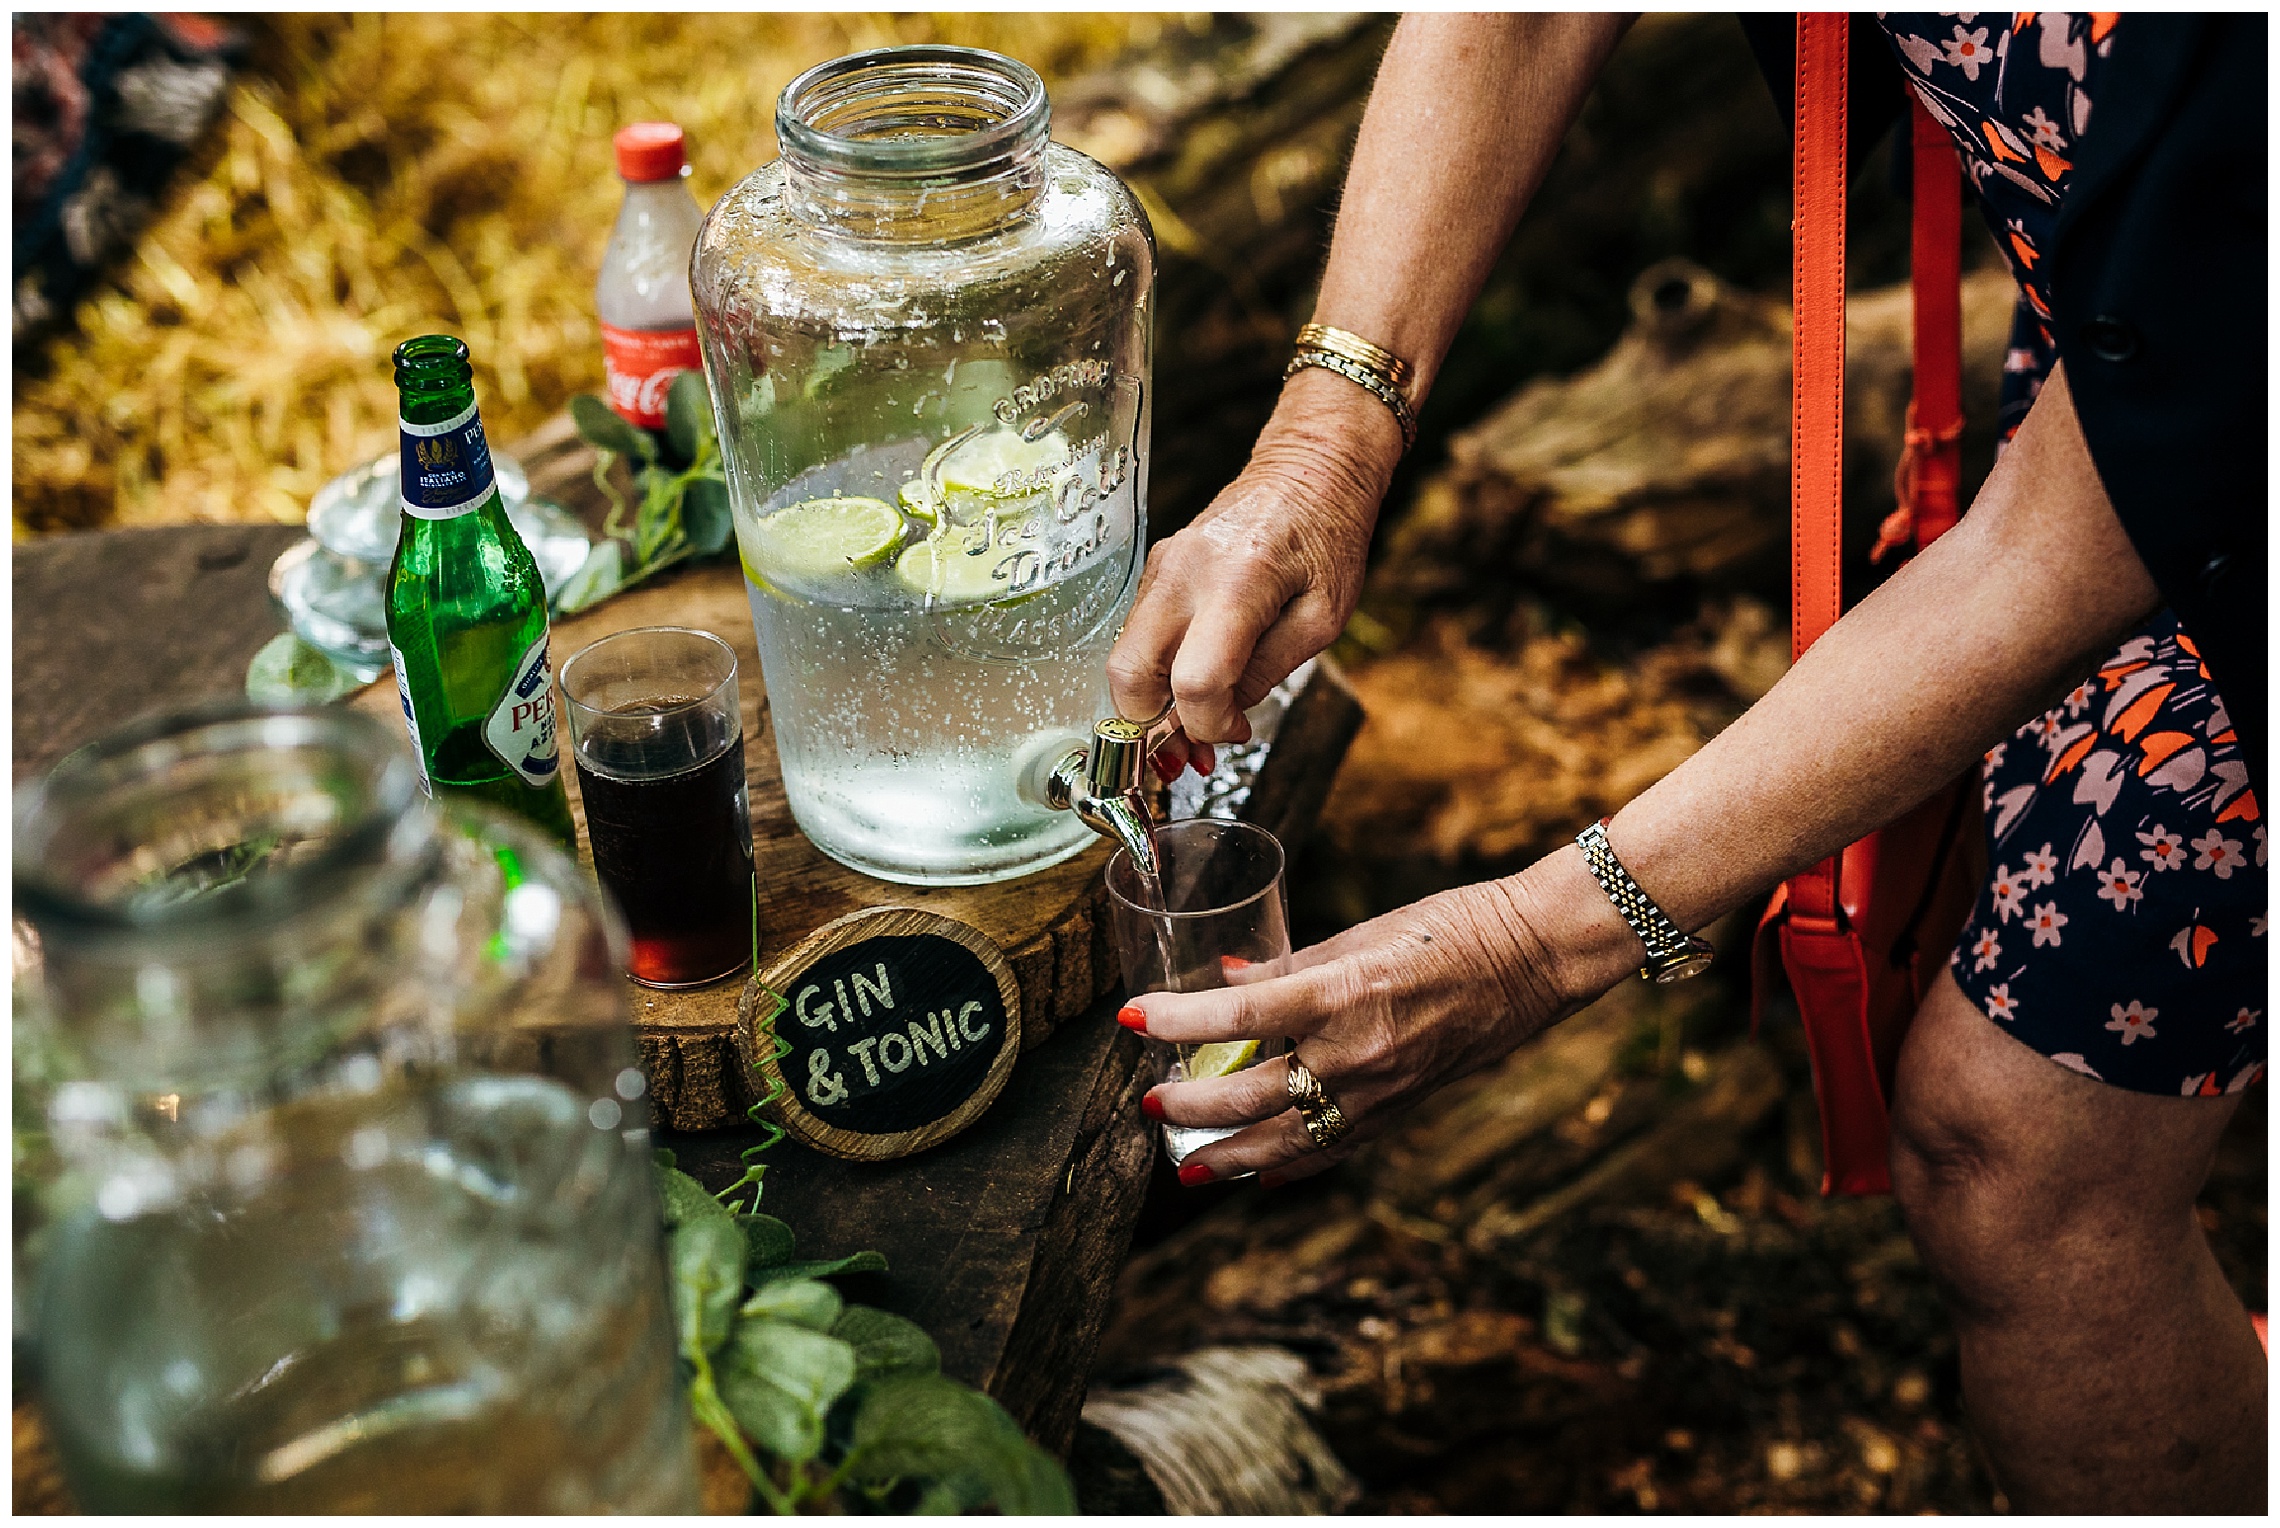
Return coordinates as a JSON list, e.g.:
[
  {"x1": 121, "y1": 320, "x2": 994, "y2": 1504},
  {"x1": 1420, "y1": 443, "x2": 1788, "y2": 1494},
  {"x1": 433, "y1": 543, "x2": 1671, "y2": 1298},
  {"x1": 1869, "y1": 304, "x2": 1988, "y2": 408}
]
[{"x1": 12, "y1": 13, "x2": 1160, "y2": 538}]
